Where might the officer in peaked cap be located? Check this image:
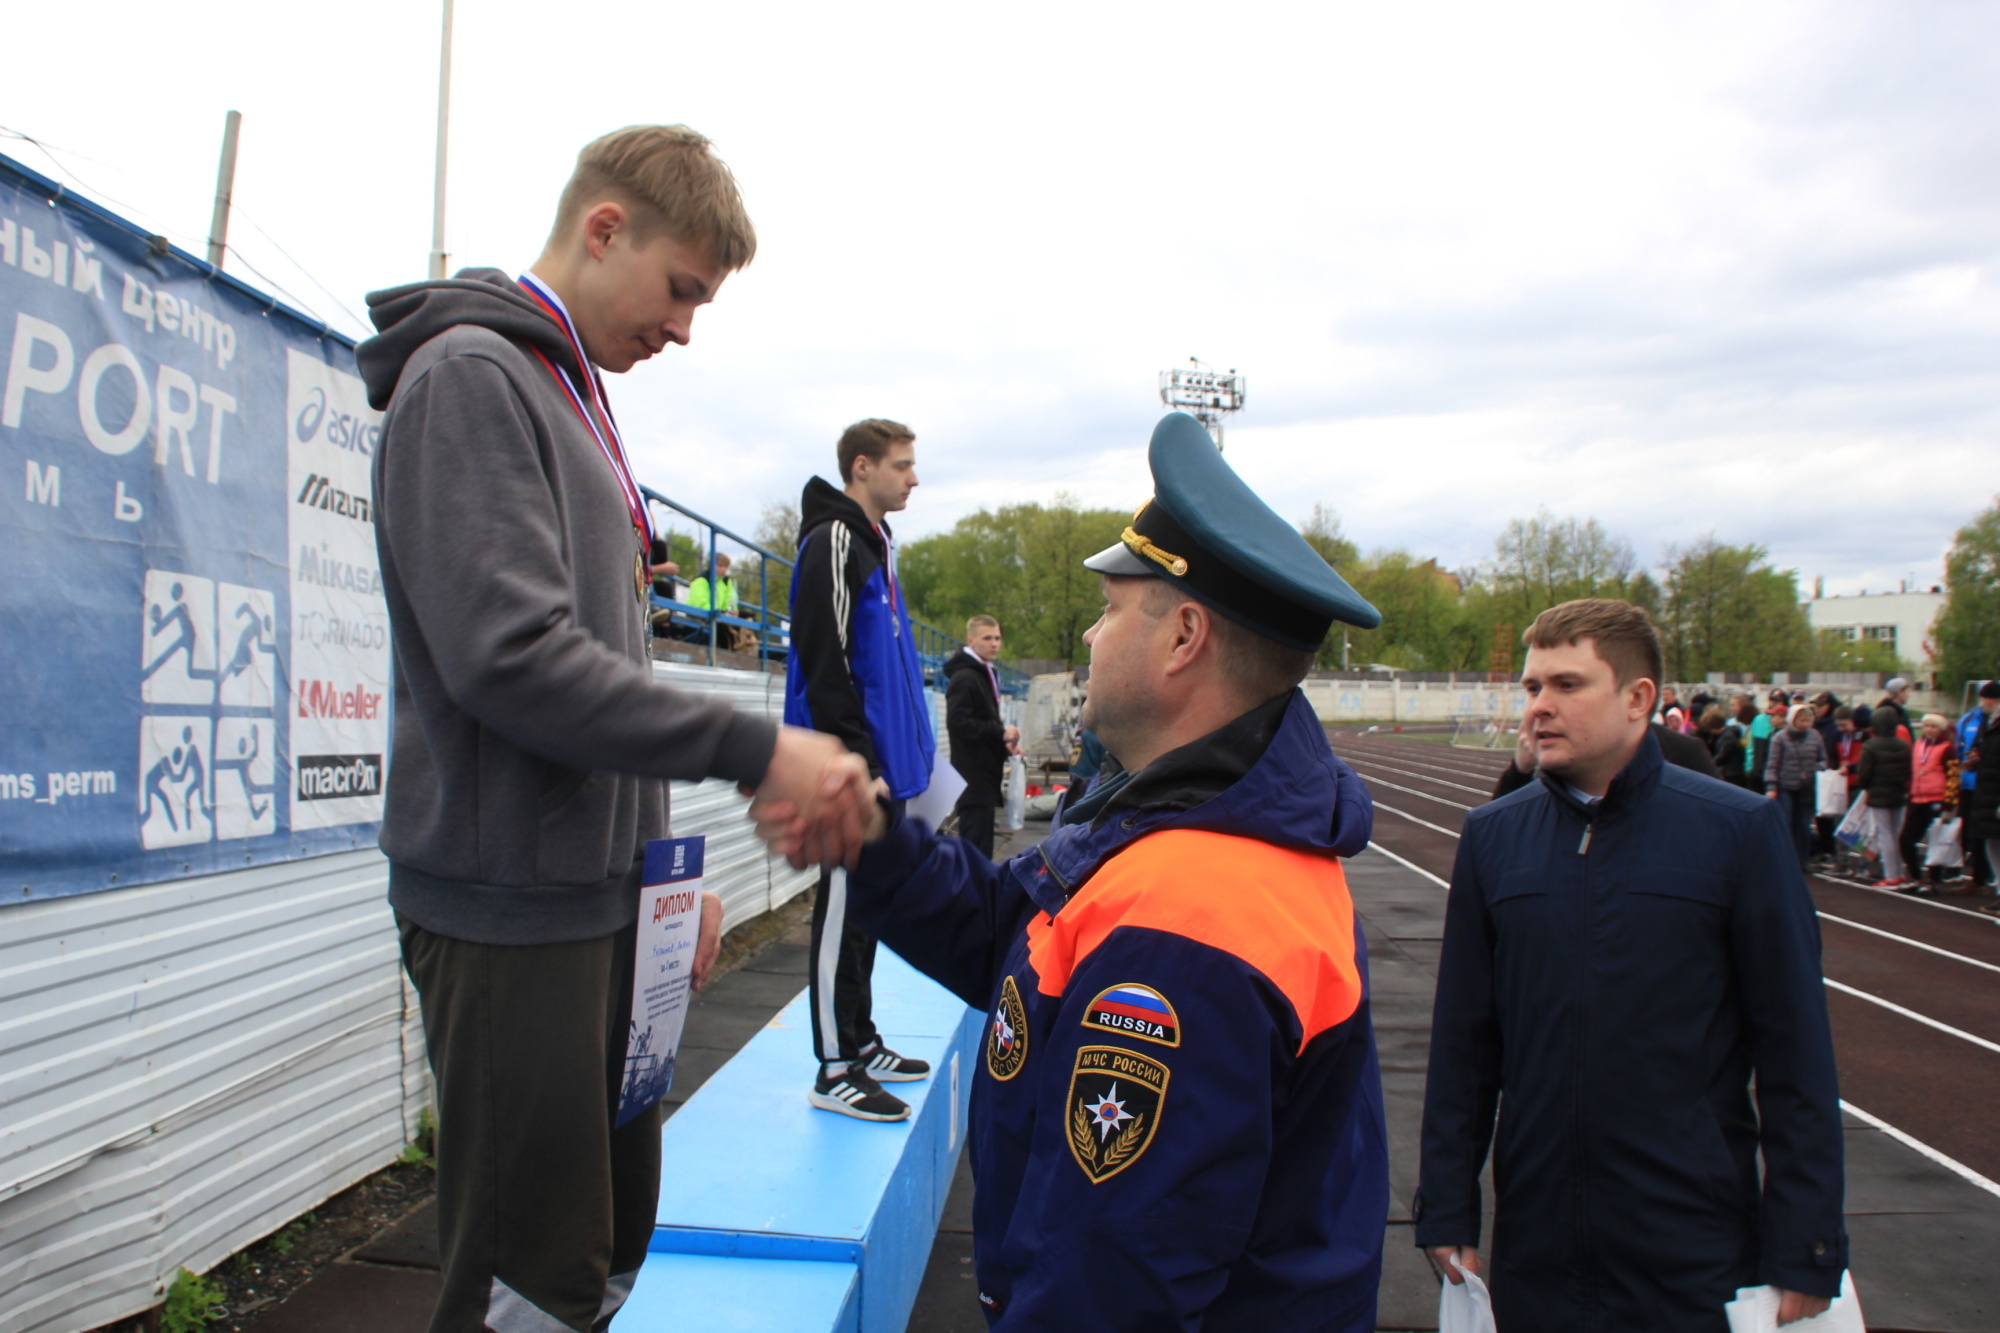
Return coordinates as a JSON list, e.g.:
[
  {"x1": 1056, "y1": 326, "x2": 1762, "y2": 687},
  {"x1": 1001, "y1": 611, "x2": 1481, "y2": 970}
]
[
  {"x1": 834, "y1": 412, "x2": 1392, "y2": 1330},
  {"x1": 1082, "y1": 410, "x2": 1382, "y2": 646}
]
